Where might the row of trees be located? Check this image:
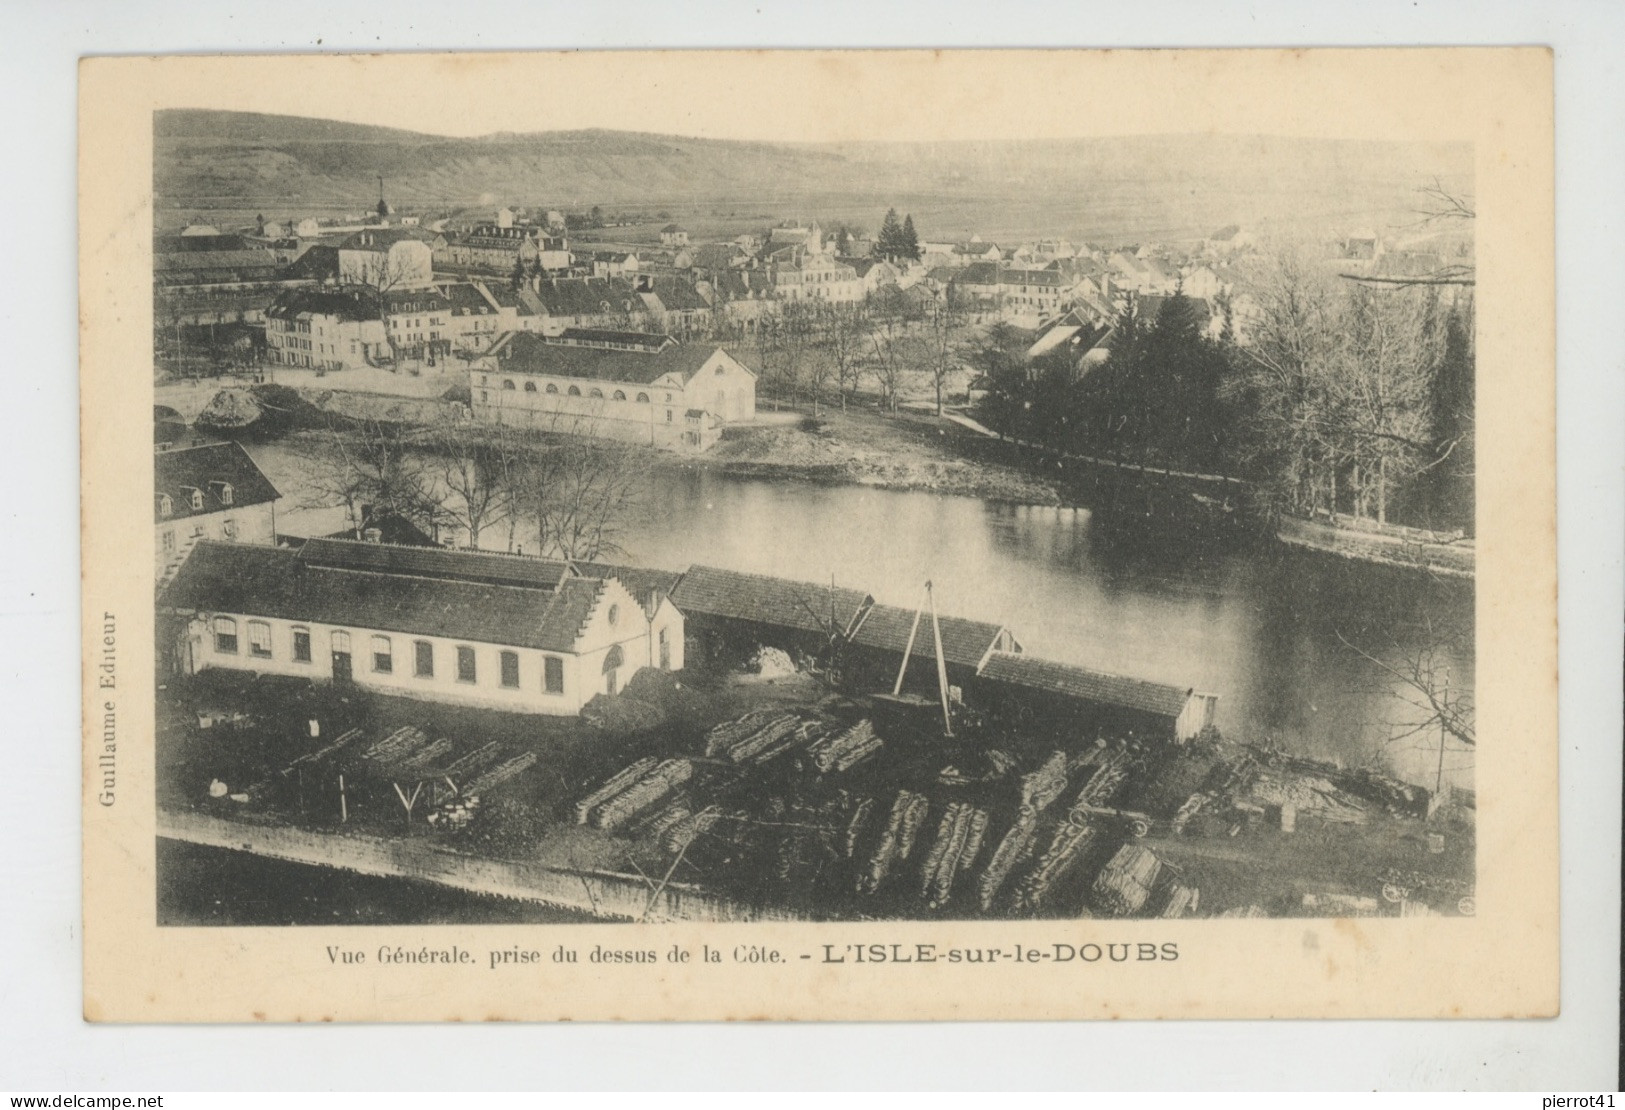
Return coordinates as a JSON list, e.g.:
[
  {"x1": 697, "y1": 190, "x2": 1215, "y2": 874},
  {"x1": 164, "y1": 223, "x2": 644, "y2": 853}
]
[
  {"x1": 296, "y1": 414, "x2": 639, "y2": 563},
  {"x1": 747, "y1": 291, "x2": 973, "y2": 417}
]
